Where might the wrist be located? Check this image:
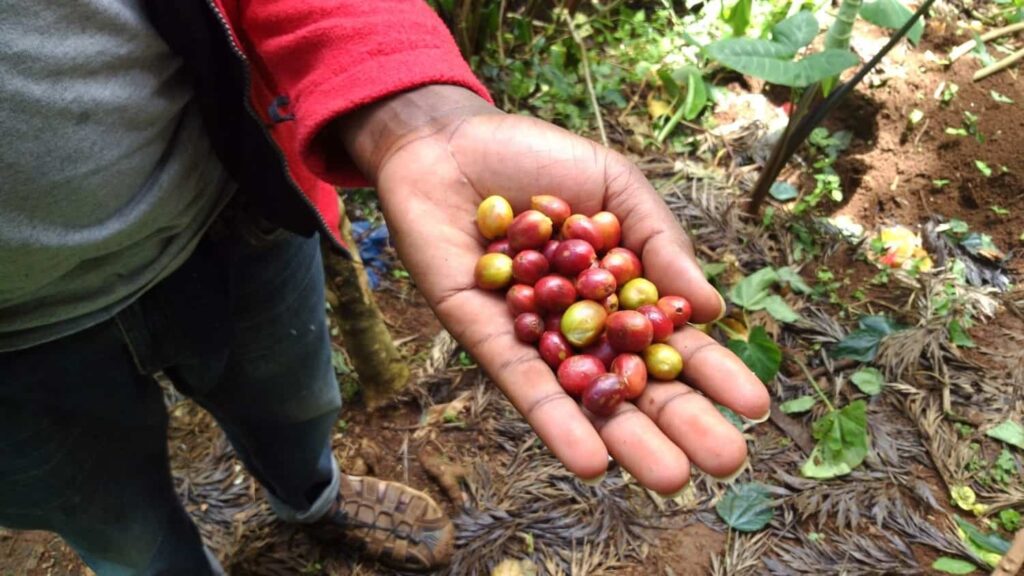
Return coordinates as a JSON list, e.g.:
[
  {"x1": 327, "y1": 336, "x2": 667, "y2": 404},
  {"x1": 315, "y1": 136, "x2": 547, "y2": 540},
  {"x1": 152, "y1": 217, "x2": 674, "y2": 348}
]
[{"x1": 331, "y1": 85, "x2": 499, "y2": 183}]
